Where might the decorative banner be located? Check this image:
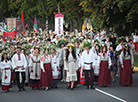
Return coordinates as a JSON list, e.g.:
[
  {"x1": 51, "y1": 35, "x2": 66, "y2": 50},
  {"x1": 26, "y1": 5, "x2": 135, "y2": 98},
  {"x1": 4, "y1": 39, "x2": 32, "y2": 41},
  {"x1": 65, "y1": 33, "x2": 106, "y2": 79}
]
[
  {"x1": 0, "y1": 26, "x2": 3, "y2": 35},
  {"x1": 3, "y1": 28, "x2": 17, "y2": 41},
  {"x1": 16, "y1": 20, "x2": 24, "y2": 34},
  {"x1": 54, "y1": 13, "x2": 64, "y2": 36},
  {"x1": 7, "y1": 18, "x2": 17, "y2": 30}
]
